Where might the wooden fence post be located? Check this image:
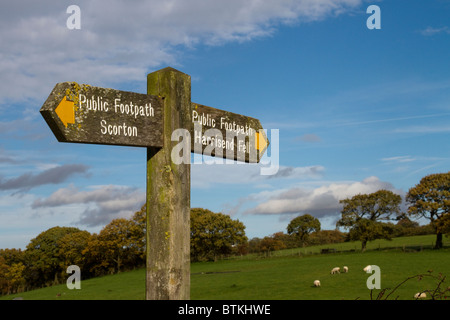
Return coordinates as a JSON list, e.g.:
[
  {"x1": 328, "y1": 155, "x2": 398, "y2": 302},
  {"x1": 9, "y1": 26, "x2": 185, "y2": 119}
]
[{"x1": 146, "y1": 67, "x2": 191, "y2": 300}]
